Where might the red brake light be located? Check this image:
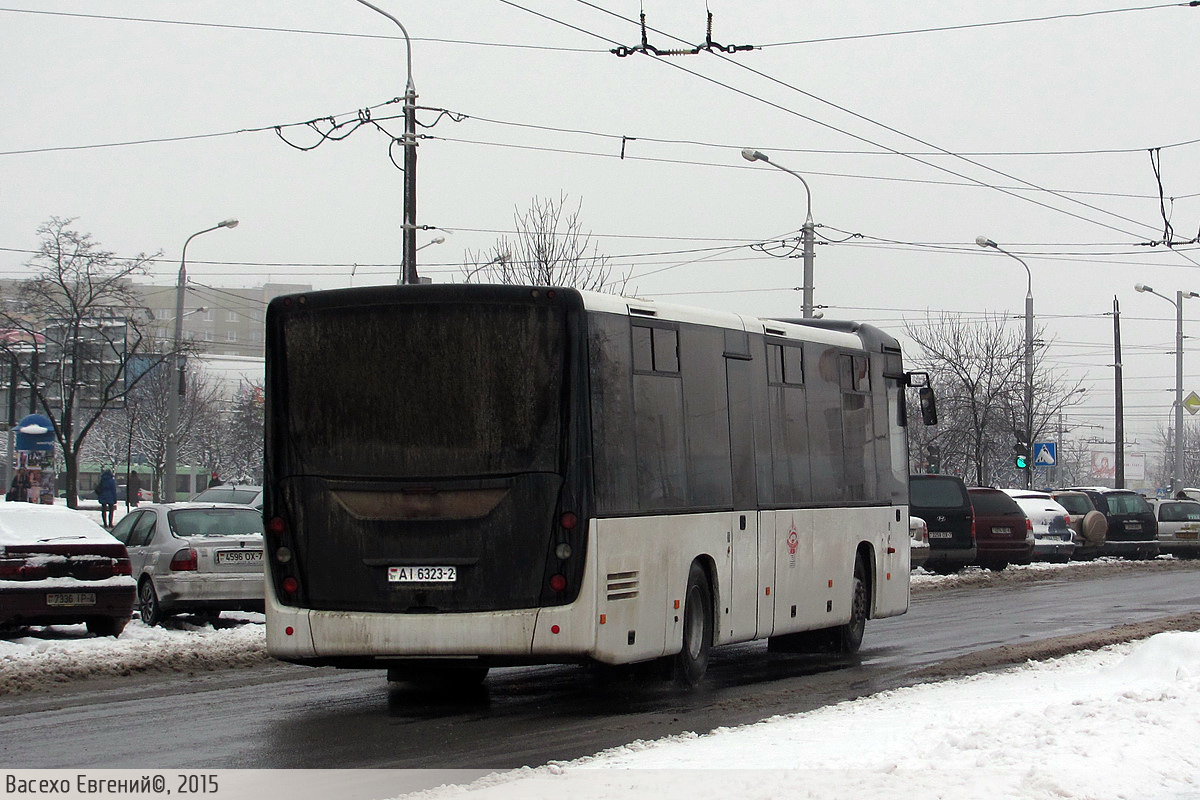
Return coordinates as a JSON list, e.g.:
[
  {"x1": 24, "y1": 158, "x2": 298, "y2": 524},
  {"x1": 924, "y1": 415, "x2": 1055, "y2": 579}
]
[
  {"x1": 267, "y1": 517, "x2": 286, "y2": 535},
  {"x1": 549, "y1": 573, "x2": 567, "y2": 592},
  {"x1": 560, "y1": 512, "x2": 578, "y2": 530},
  {"x1": 281, "y1": 576, "x2": 299, "y2": 596},
  {"x1": 113, "y1": 558, "x2": 132, "y2": 576},
  {"x1": 1027, "y1": 518, "x2": 1033, "y2": 531},
  {"x1": 169, "y1": 548, "x2": 198, "y2": 571}
]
